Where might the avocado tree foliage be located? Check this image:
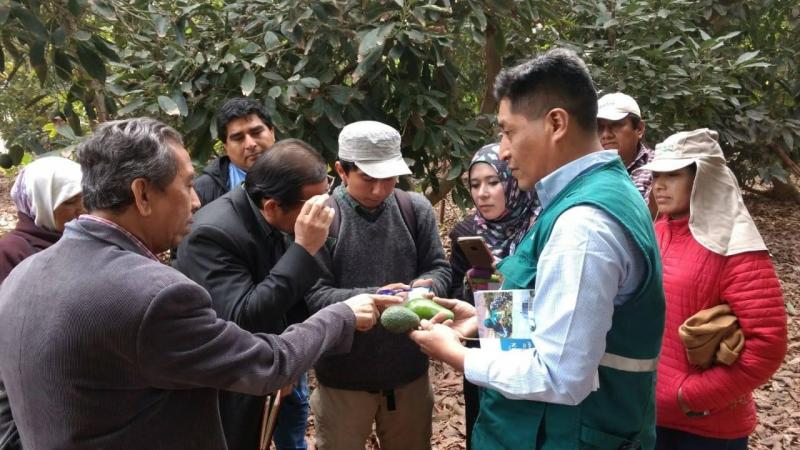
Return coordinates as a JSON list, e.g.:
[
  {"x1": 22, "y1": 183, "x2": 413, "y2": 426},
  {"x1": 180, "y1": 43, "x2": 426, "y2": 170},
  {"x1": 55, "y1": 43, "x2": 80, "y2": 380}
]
[{"x1": 1, "y1": 0, "x2": 799, "y2": 201}]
